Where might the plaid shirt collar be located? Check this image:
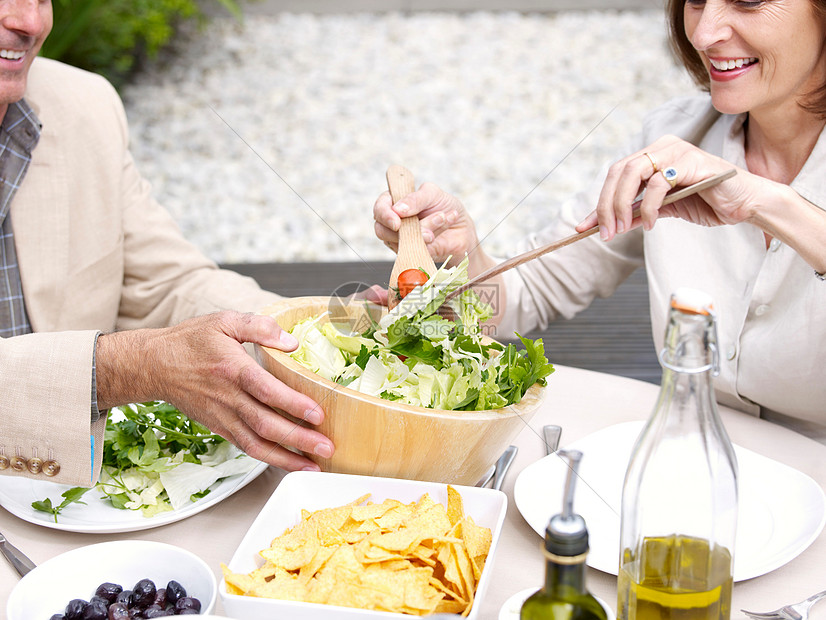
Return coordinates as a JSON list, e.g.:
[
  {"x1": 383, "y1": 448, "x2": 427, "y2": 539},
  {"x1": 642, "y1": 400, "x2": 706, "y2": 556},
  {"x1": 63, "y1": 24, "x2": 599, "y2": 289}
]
[{"x1": 0, "y1": 98, "x2": 41, "y2": 337}]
